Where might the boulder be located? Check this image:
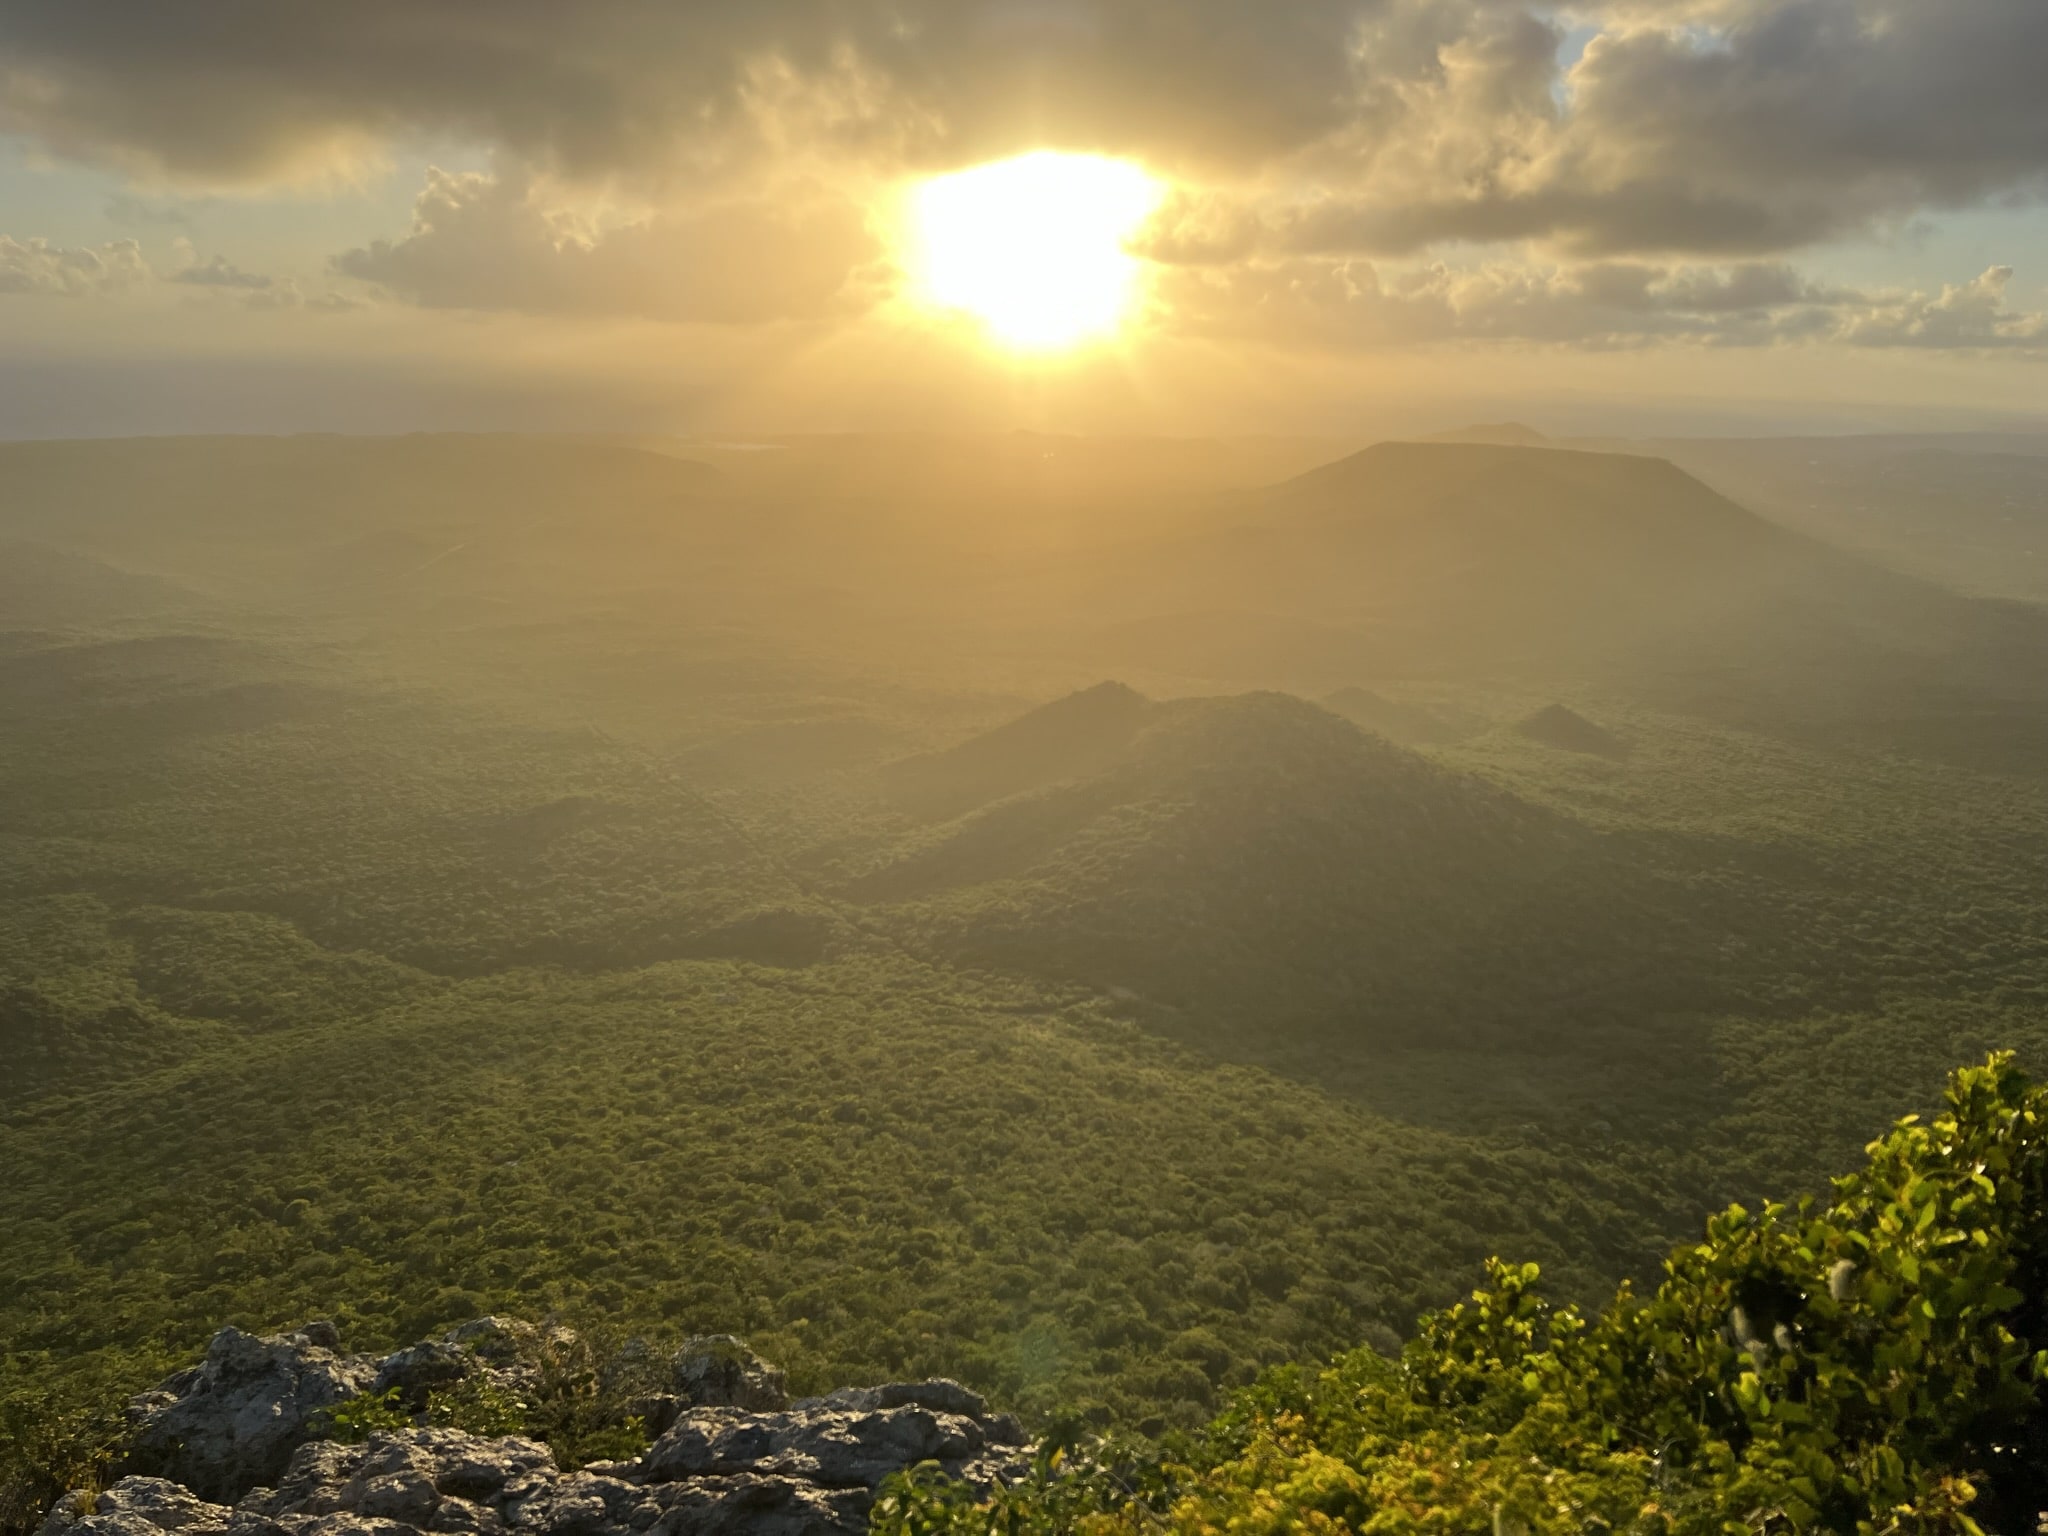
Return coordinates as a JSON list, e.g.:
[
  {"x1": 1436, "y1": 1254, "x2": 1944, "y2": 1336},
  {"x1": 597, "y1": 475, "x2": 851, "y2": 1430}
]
[
  {"x1": 370, "y1": 1343, "x2": 474, "y2": 1408},
  {"x1": 58, "y1": 1327, "x2": 1028, "y2": 1536},
  {"x1": 51, "y1": 1396, "x2": 1023, "y2": 1536},
  {"x1": 442, "y1": 1320, "x2": 550, "y2": 1370},
  {"x1": 39, "y1": 1478, "x2": 231, "y2": 1536},
  {"x1": 804, "y1": 1382, "x2": 985, "y2": 1419},
  {"x1": 124, "y1": 1321, "x2": 577, "y2": 1503},
  {"x1": 125, "y1": 1327, "x2": 382, "y2": 1500},
  {"x1": 670, "y1": 1338, "x2": 787, "y2": 1413}
]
